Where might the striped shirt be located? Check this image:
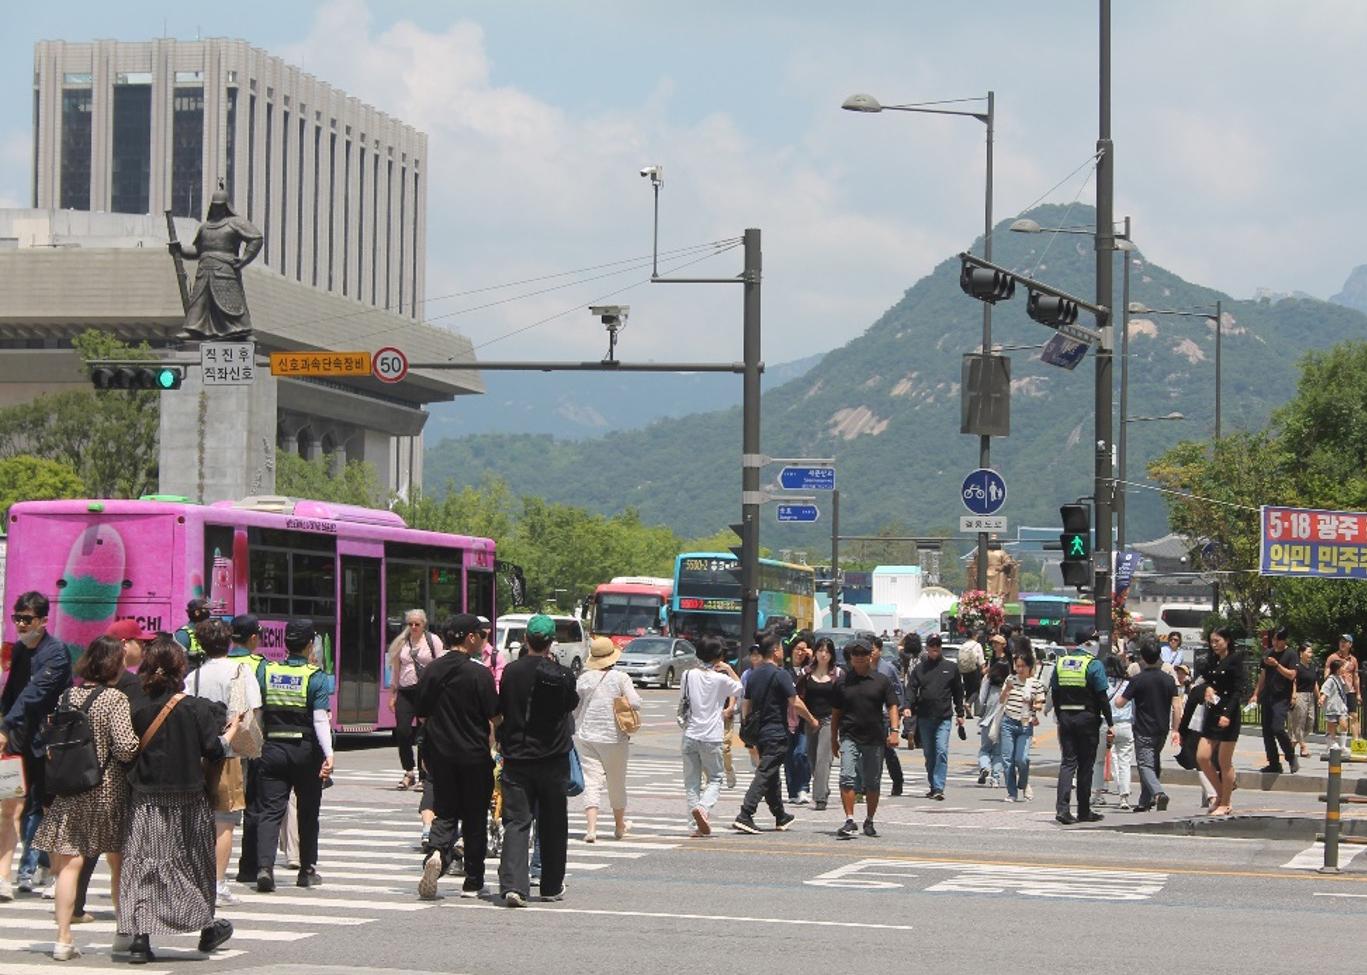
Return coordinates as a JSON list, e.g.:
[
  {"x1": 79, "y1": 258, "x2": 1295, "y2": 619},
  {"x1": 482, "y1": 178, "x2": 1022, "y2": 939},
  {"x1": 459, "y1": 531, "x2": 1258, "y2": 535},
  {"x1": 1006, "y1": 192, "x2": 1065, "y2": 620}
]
[{"x1": 1001, "y1": 675, "x2": 1045, "y2": 722}]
